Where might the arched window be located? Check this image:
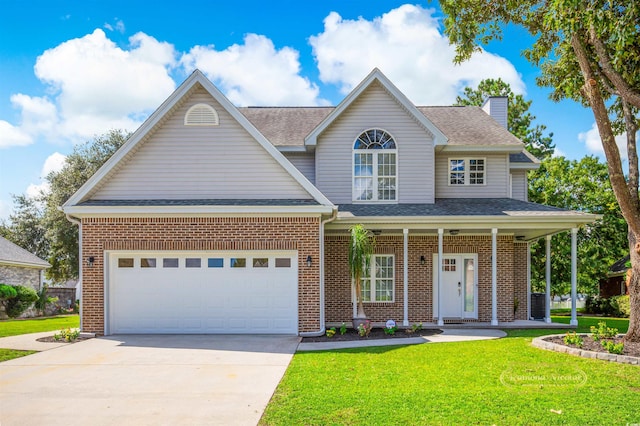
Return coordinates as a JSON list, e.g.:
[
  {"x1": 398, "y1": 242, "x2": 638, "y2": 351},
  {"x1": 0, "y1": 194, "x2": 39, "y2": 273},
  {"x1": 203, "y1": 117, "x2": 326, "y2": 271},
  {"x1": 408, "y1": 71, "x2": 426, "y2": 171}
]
[
  {"x1": 353, "y1": 129, "x2": 397, "y2": 201},
  {"x1": 184, "y1": 103, "x2": 219, "y2": 126}
]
